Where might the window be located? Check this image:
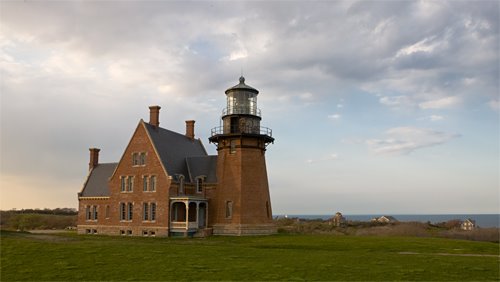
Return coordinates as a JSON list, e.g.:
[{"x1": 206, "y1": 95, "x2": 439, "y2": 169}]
[
  {"x1": 132, "y1": 153, "x2": 139, "y2": 166},
  {"x1": 149, "y1": 231, "x2": 156, "y2": 237},
  {"x1": 86, "y1": 229, "x2": 91, "y2": 234},
  {"x1": 85, "y1": 206, "x2": 91, "y2": 220},
  {"x1": 120, "y1": 177, "x2": 126, "y2": 192},
  {"x1": 143, "y1": 203, "x2": 149, "y2": 221},
  {"x1": 150, "y1": 176, "x2": 156, "y2": 192},
  {"x1": 120, "y1": 203, "x2": 126, "y2": 221},
  {"x1": 127, "y1": 230, "x2": 132, "y2": 236},
  {"x1": 85, "y1": 205, "x2": 98, "y2": 221},
  {"x1": 120, "y1": 230, "x2": 126, "y2": 236},
  {"x1": 225, "y1": 201, "x2": 233, "y2": 219},
  {"x1": 92, "y1": 205, "x2": 98, "y2": 220},
  {"x1": 151, "y1": 203, "x2": 156, "y2": 221},
  {"x1": 143, "y1": 202, "x2": 156, "y2": 221},
  {"x1": 127, "y1": 202, "x2": 133, "y2": 220},
  {"x1": 140, "y1": 152, "x2": 146, "y2": 165},
  {"x1": 196, "y1": 177, "x2": 203, "y2": 193},
  {"x1": 133, "y1": 152, "x2": 146, "y2": 166},
  {"x1": 142, "y1": 230, "x2": 148, "y2": 236},
  {"x1": 105, "y1": 205, "x2": 110, "y2": 219},
  {"x1": 230, "y1": 140, "x2": 236, "y2": 154},
  {"x1": 143, "y1": 176, "x2": 148, "y2": 192},
  {"x1": 127, "y1": 176, "x2": 134, "y2": 192}
]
